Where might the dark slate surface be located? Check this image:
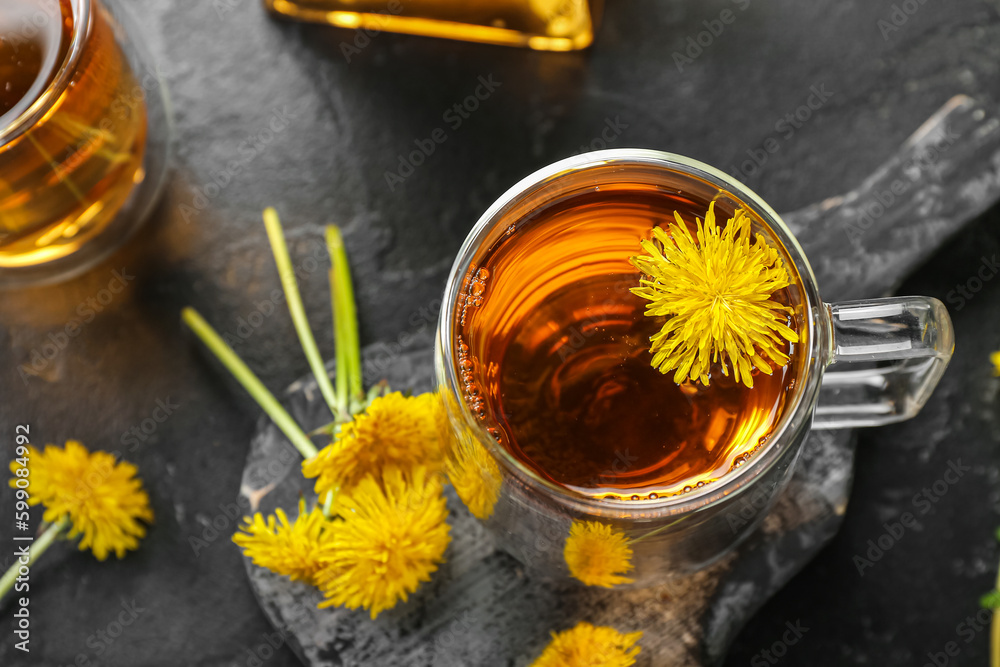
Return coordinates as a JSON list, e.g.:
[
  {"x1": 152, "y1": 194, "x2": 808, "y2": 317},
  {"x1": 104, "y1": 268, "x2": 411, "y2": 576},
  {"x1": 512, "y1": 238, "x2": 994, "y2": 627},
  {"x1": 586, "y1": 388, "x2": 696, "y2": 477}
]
[{"x1": 1, "y1": 0, "x2": 1000, "y2": 665}]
